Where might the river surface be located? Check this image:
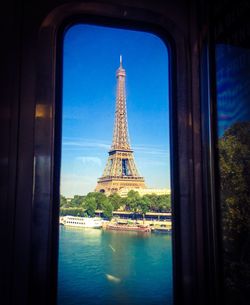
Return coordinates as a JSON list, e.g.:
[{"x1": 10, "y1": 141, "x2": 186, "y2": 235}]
[{"x1": 57, "y1": 226, "x2": 173, "y2": 305}]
